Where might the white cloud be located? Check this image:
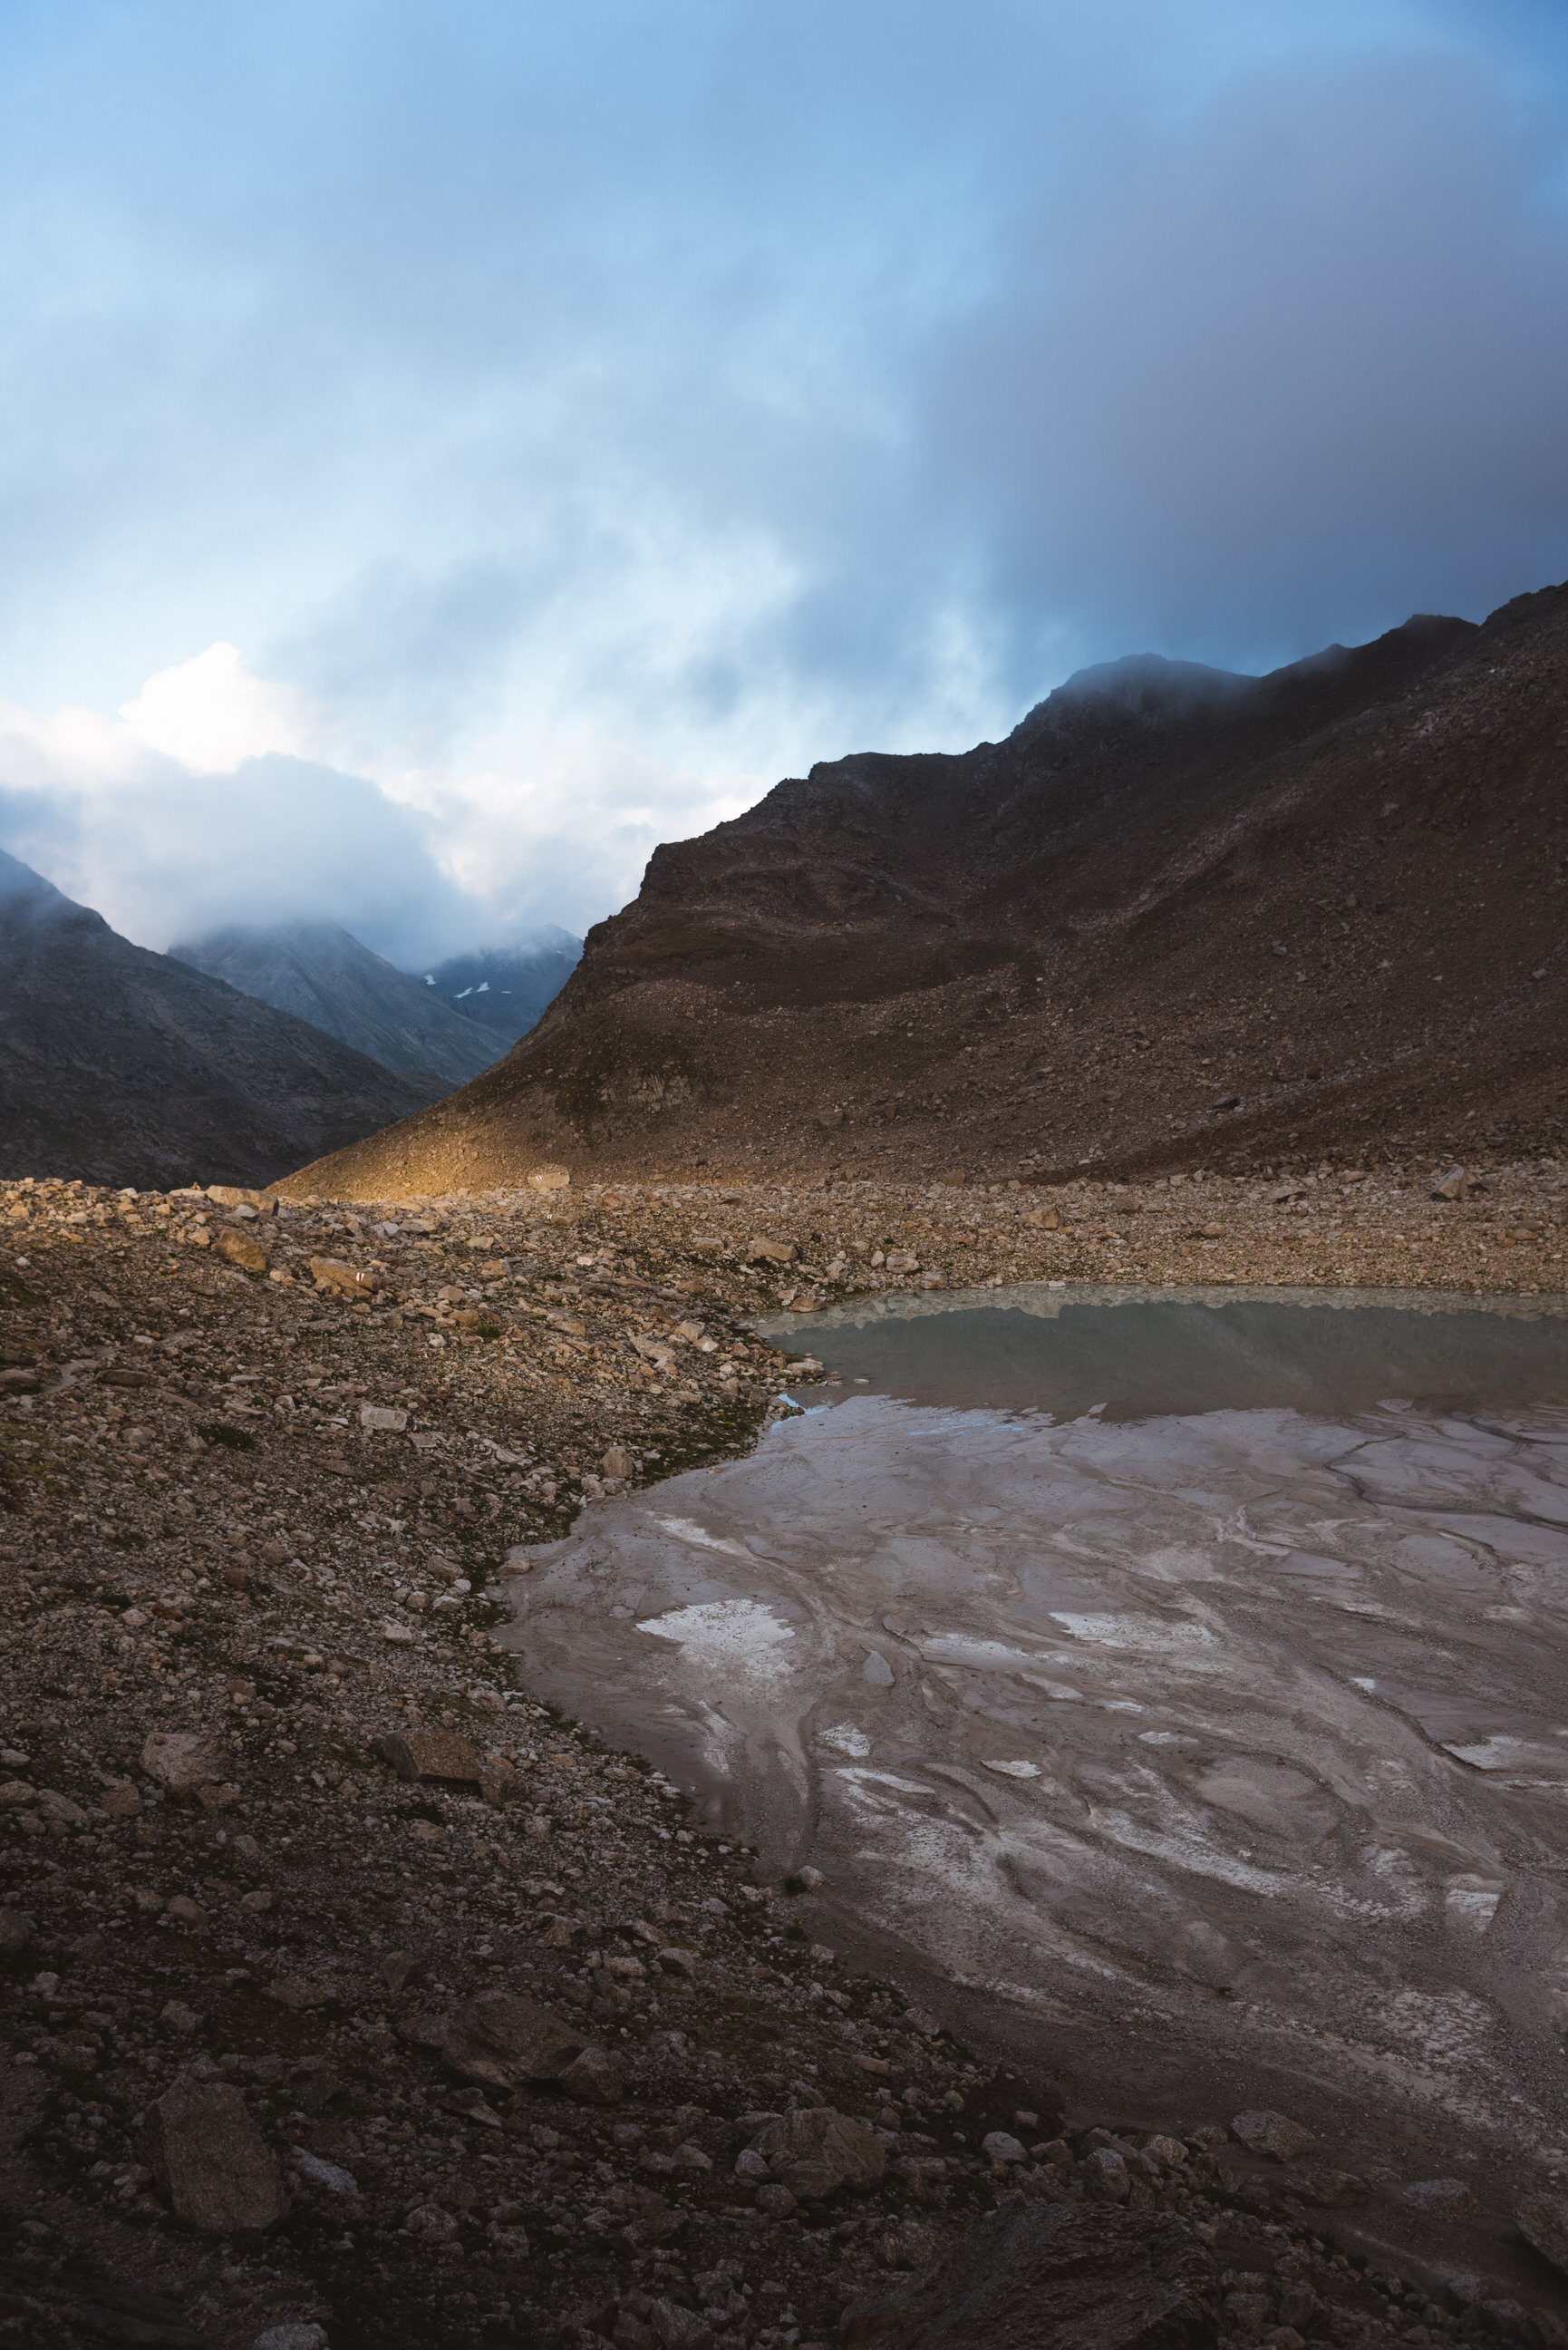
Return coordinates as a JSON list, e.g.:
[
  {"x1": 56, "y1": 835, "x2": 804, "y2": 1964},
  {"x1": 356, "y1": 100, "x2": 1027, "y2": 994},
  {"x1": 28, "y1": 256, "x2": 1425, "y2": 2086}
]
[
  {"x1": 0, "y1": 644, "x2": 761, "y2": 961},
  {"x1": 119, "y1": 641, "x2": 318, "y2": 772}
]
